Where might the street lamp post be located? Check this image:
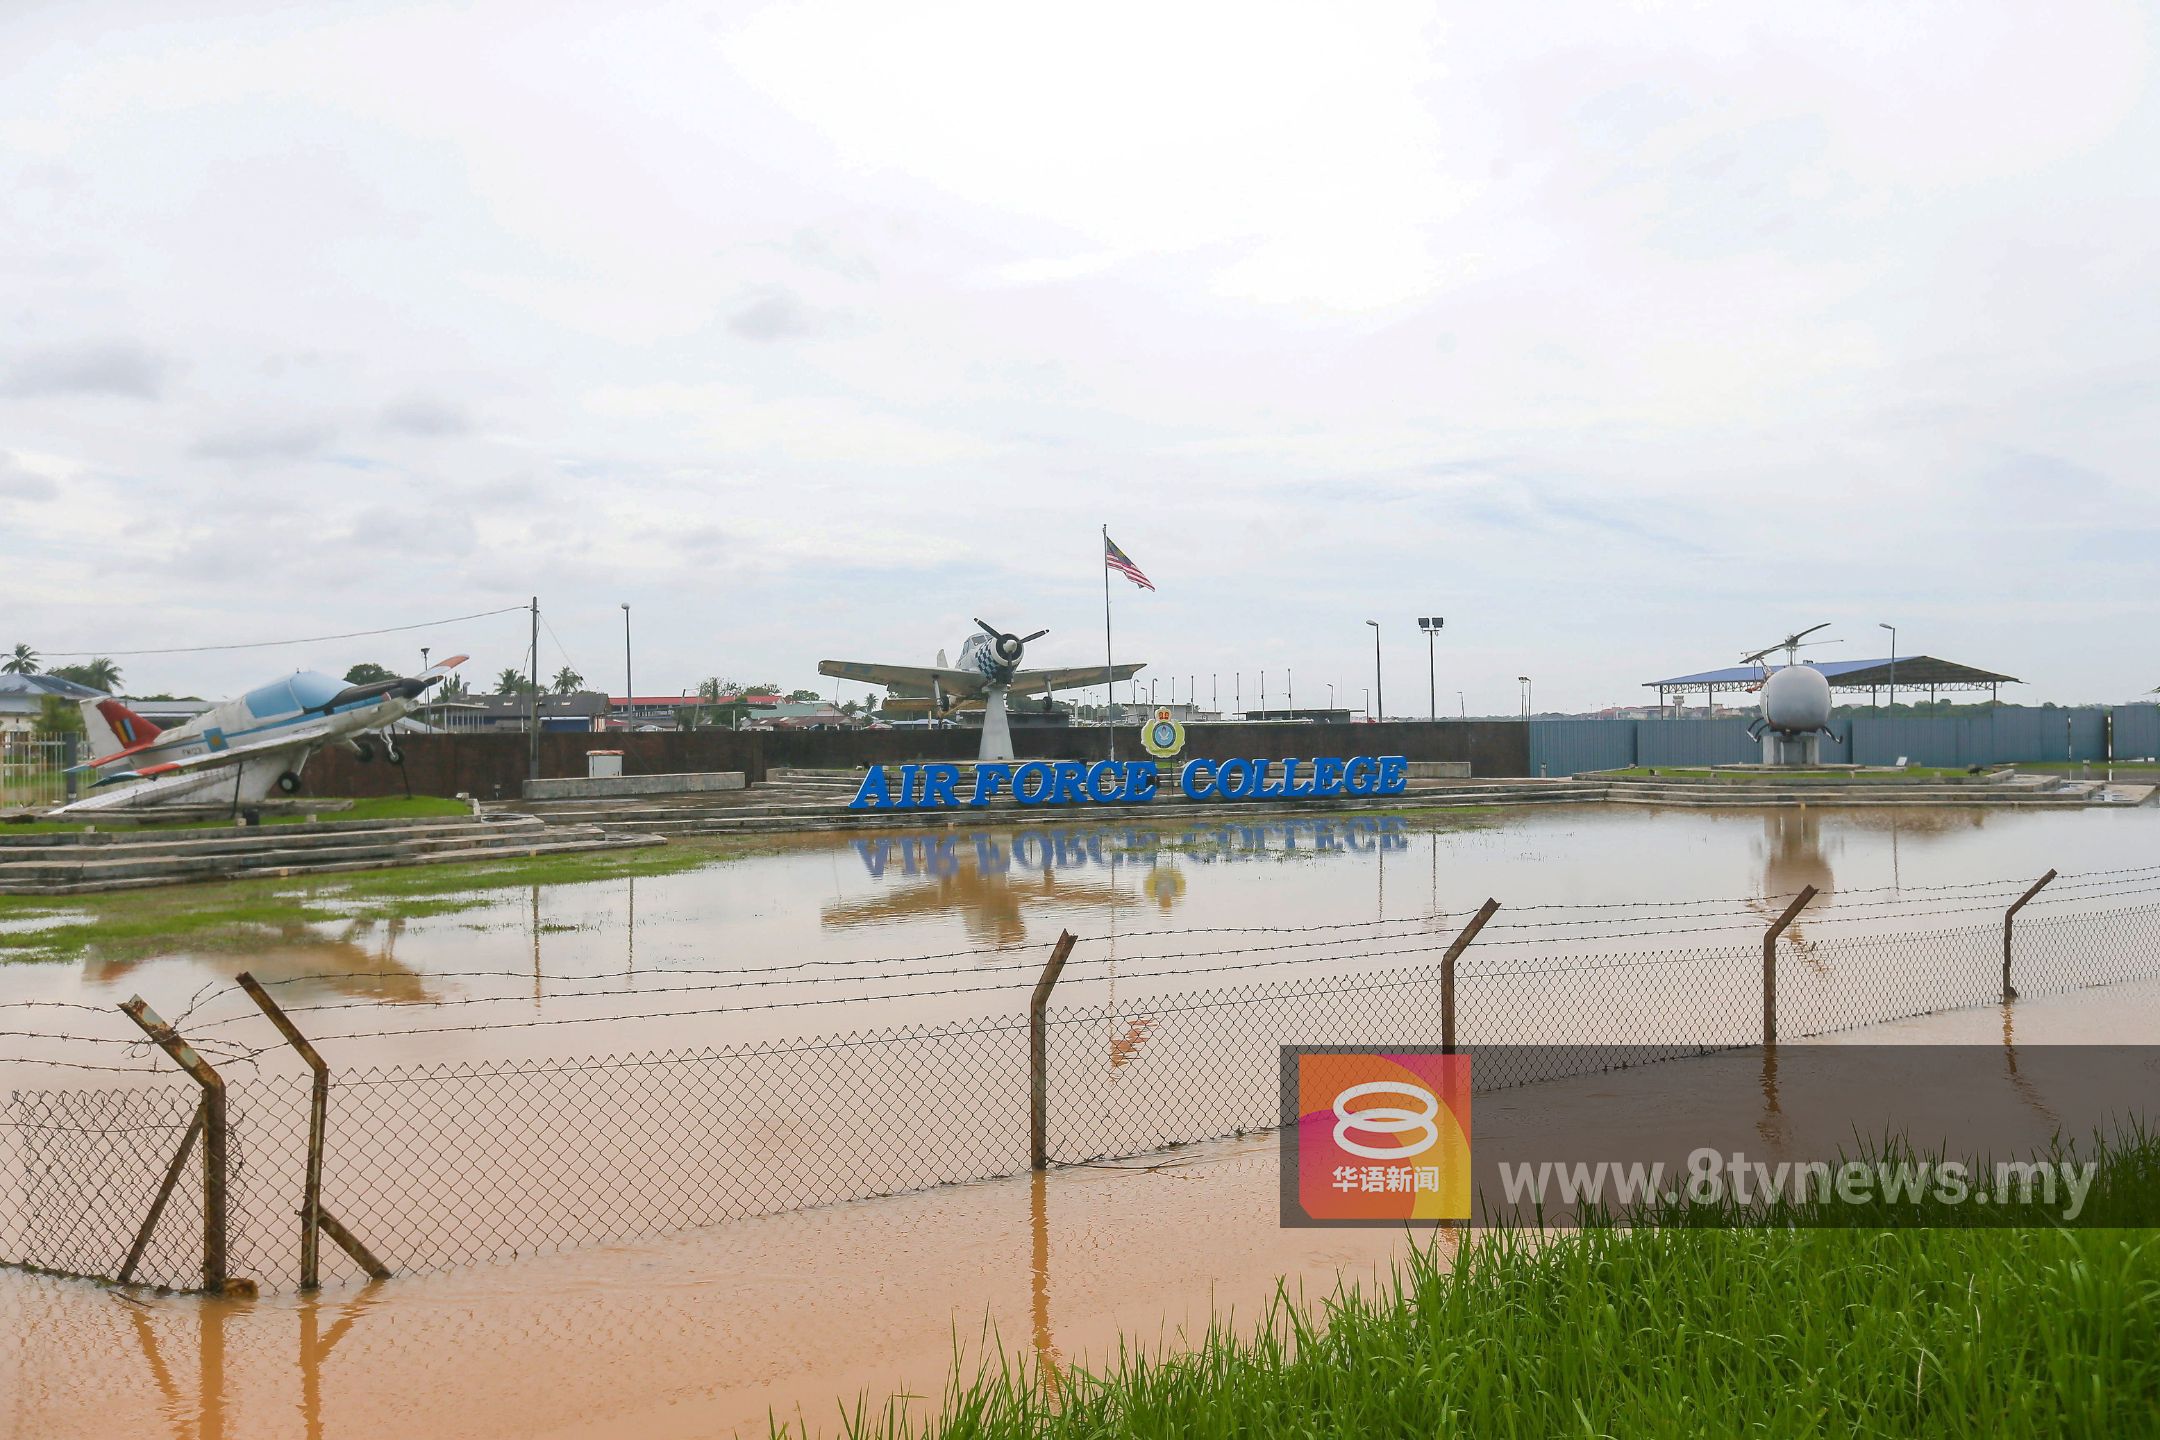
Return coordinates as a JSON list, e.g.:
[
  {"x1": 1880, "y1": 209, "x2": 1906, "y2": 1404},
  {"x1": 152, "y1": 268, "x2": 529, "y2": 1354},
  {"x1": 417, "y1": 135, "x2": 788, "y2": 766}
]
[
  {"x1": 1327, "y1": 683, "x2": 1335, "y2": 712},
  {"x1": 1879, "y1": 622, "x2": 1897, "y2": 711},
  {"x1": 620, "y1": 604, "x2": 633, "y2": 730},
  {"x1": 1287, "y1": 668, "x2": 1294, "y2": 716},
  {"x1": 1417, "y1": 616, "x2": 1444, "y2": 719},
  {"x1": 1518, "y1": 675, "x2": 1531, "y2": 721},
  {"x1": 1365, "y1": 621, "x2": 1382, "y2": 722},
  {"x1": 1457, "y1": 690, "x2": 1466, "y2": 719}
]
